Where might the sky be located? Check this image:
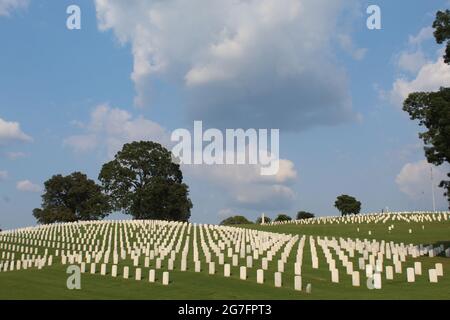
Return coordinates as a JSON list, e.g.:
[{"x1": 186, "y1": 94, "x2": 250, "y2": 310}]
[{"x1": 1, "y1": 0, "x2": 450, "y2": 230}]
